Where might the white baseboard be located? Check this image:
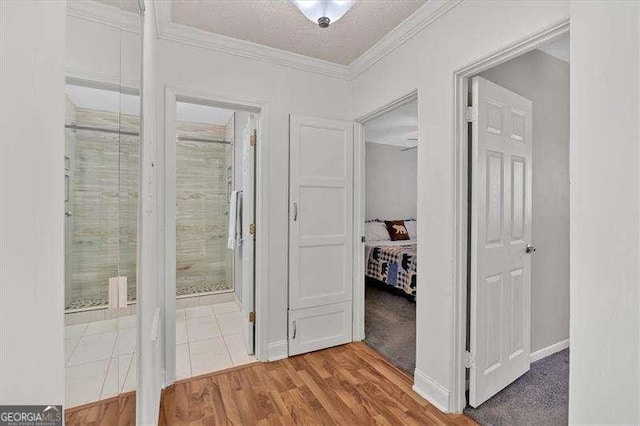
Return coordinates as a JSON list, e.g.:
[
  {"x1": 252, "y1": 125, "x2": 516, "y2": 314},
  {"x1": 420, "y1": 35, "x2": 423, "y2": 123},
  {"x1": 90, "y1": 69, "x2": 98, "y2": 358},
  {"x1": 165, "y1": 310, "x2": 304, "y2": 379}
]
[
  {"x1": 413, "y1": 369, "x2": 450, "y2": 413},
  {"x1": 530, "y1": 338, "x2": 569, "y2": 363},
  {"x1": 267, "y1": 340, "x2": 288, "y2": 361}
]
